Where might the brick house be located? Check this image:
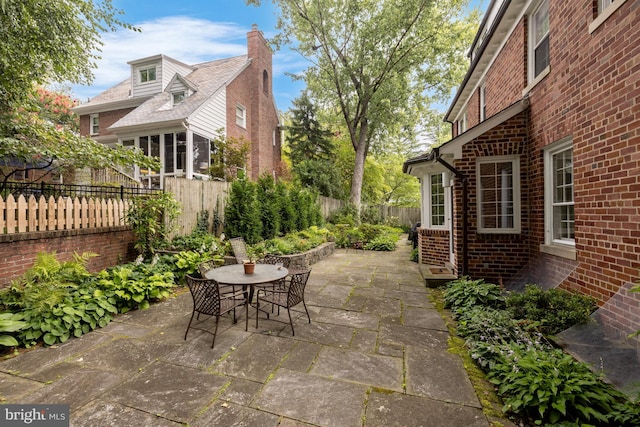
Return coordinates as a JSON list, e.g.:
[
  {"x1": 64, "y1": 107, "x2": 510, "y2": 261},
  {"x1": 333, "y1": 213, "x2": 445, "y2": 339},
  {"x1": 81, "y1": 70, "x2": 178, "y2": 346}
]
[
  {"x1": 73, "y1": 25, "x2": 282, "y2": 188},
  {"x1": 404, "y1": 0, "x2": 639, "y2": 305}
]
